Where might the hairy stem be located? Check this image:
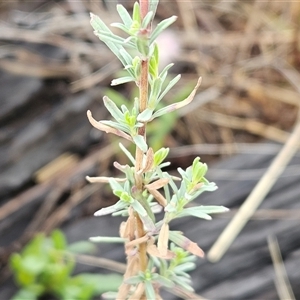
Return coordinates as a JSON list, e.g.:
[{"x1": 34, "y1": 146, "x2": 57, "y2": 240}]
[
  {"x1": 133, "y1": 0, "x2": 150, "y2": 281},
  {"x1": 135, "y1": 59, "x2": 148, "y2": 190},
  {"x1": 134, "y1": 60, "x2": 149, "y2": 275}
]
